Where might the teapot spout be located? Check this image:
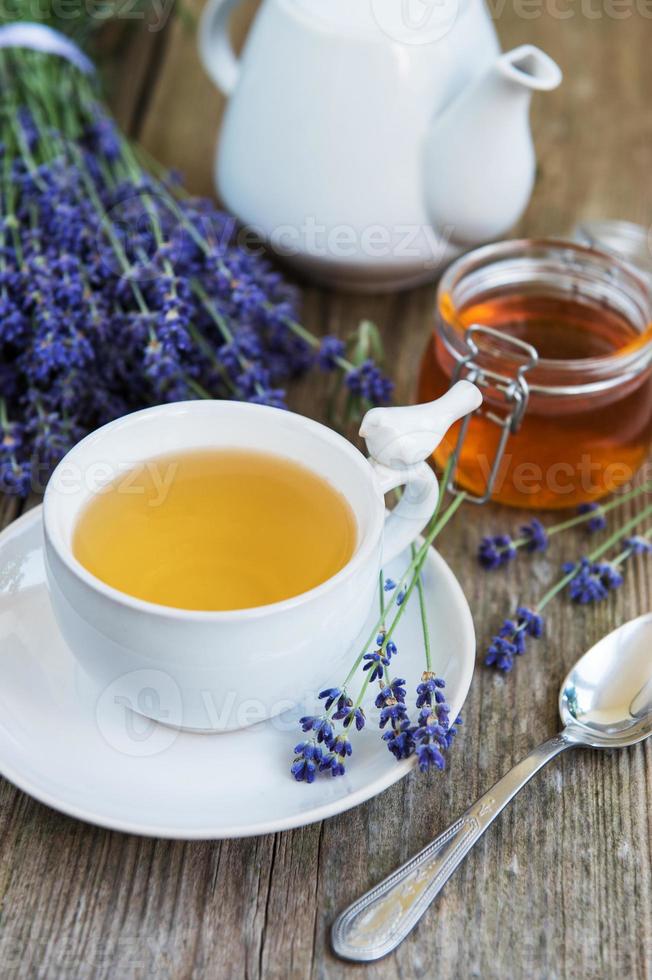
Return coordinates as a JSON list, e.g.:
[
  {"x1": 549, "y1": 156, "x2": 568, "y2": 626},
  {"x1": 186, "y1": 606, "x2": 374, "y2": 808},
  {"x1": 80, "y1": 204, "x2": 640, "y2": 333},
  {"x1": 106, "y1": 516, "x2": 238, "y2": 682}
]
[
  {"x1": 423, "y1": 45, "x2": 562, "y2": 246},
  {"x1": 498, "y1": 44, "x2": 562, "y2": 92}
]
